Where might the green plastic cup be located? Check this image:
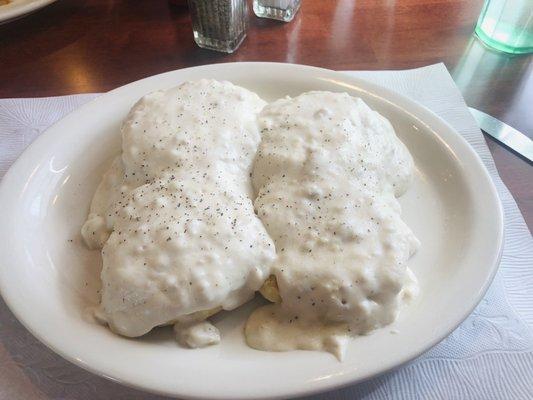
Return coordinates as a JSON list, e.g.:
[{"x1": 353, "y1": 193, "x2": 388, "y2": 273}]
[{"x1": 475, "y1": 0, "x2": 533, "y2": 54}]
